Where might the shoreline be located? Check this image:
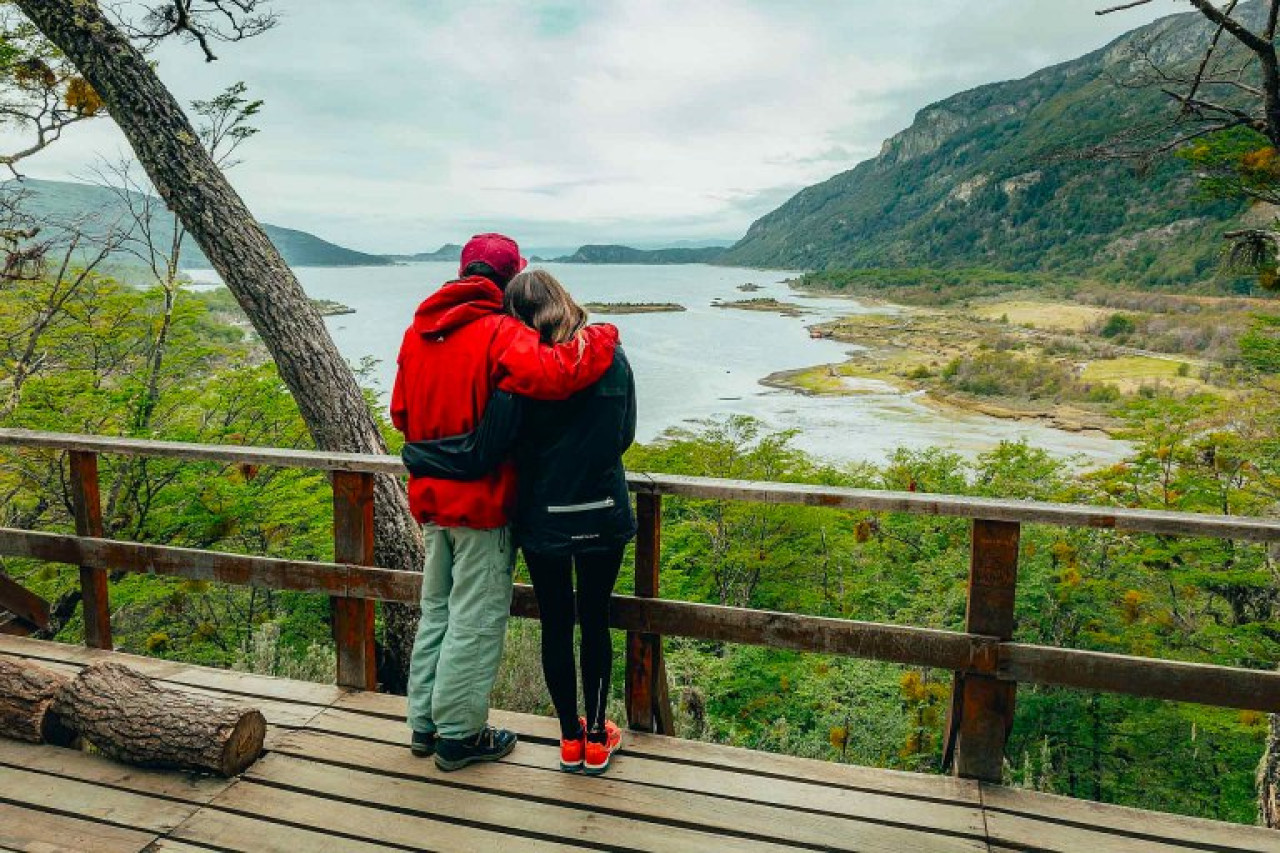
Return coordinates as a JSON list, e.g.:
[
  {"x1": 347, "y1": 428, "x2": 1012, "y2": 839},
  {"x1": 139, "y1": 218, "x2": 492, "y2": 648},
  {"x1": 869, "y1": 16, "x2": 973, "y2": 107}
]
[{"x1": 760, "y1": 364, "x2": 1119, "y2": 436}]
